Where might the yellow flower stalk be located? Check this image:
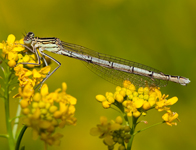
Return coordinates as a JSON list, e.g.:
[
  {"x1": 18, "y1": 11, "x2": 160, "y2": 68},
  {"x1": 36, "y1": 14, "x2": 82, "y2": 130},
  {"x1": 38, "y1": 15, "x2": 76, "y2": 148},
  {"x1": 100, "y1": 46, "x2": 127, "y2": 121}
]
[
  {"x1": 19, "y1": 83, "x2": 77, "y2": 145},
  {"x1": 90, "y1": 116, "x2": 130, "y2": 149},
  {"x1": 93, "y1": 80, "x2": 180, "y2": 150},
  {"x1": 0, "y1": 34, "x2": 77, "y2": 149}
]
